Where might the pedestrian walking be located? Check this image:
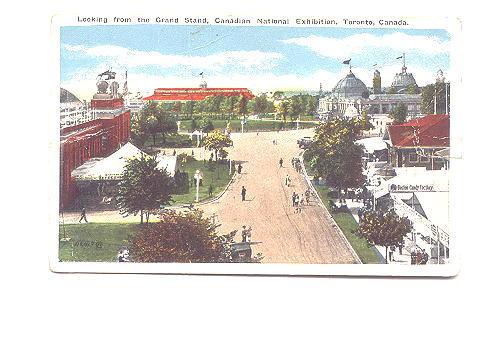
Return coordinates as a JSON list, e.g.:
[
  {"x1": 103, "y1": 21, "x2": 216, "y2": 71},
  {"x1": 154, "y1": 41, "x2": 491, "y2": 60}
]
[
  {"x1": 241, "y1": 225, "x2": 248, "y2": 242},
  {"x1": 285, "y1": 174, "x2": 290, "y2": 186},
  {"x1": 279, "y1": 158, "x2": 283, "y2": 168},
  {"x1": 294, "y1": 194, "x2": 301, "y2": 213},
  {"x1": 305, "y1": 190, "x2": 310, "y2": 205},
  {"x1": 292, "y1": 192, "x2": 297, "y2": 207},
  {"x1": 389, "y1": 245, "x2": 395, "y2": 262},
  {"x1": 300, "y1": 194, "x2": 305, "y2": 206},
  {"x1": 241, "y1": 186, "x2": 246, "y2": 201},
  {"x1": 237, "y1": 163, "x2": 243, "y2": 174},
  {"x1": 78, "y1": 207, "x2": 88, "y2": 223}
]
